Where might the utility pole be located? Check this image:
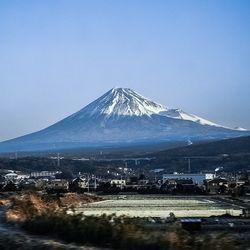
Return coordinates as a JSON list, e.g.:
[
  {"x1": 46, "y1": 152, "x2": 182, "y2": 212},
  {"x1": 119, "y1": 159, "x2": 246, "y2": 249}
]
[
  {"x1": 57, "y1": 153, "x2": 60, "y2": 167},
  {"x1": 94, "y1": 175, "x2": 97, "y2": 191},
  {"x1": 188, "y1": 158, "x2": 191, "y2": 173},
  {"x1": 87, "y1": 175, "x2": 90, "y2": 193},
  {"x1": 183, "y1": 155, "x2": 224, "y2": 174}
]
